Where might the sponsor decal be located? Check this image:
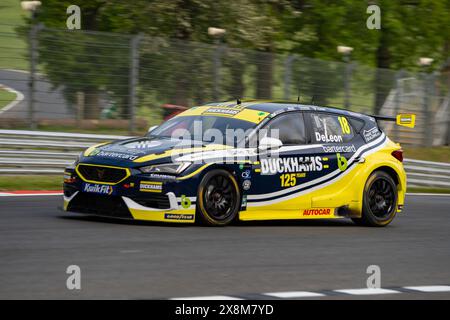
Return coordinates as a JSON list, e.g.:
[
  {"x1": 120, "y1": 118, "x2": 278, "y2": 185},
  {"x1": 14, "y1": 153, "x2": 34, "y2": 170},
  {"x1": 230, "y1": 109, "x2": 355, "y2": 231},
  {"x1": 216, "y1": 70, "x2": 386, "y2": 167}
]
[
  {"x1": 322, "y1": 145, "x2": 356, "y2": 153},
  {"x1": 89, "y1": 150, "x2": 139, "y2": 161},
  {"x1": 241, "y1": 170, "x2": 251, "y2": 179},
  {"x1": 337, "y1": 153, "x2": 348, "y2": 171},
  {"x1": 315, "y1": 132, "x2": 343, "y2": 143},
  {"x1": 260, "y1": 156, "x2": 323, "y2": 175},
  {"x1": 241, "y1": 195, "x2": 247, "y2": 206},
  {"x1": 164, "y1": 214, "x2": 194, "y2": 221},
  {"x1": 125, "y1": 140, "x2": 162, "y2": 149},
  {"x1": 139, "y1": 181, "x2": 163, "y2": 193},
  {"x1": 203, "y1": 107, "x2": 241, "y2": 116},
  {"x1": 148, "y1": 173, "x2": 176, "y2": 180},
  {"x1": 242, "y1": 179, "x2": 251, "y2": 190},
  {"x1": 82, "y1": 183, "x2": 114, "y2": 195},
  {"x1": 363, "y1": 127, "x2": 381, "y2": 142},
  {"x1": 302, "y1": 208, "x2": 333, "y2": 216},
  {"x1": 180, "y1": 195, "x2": 191, "y2": 209}
]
